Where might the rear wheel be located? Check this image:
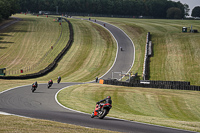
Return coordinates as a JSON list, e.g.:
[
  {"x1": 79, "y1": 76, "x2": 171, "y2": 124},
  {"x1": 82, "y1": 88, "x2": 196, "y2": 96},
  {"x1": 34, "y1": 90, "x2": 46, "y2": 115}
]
[
  {"x1": 99, "y1": 109, "x2": 108, "y2": 119},
  {"x1": 32, "y1": 87, "x2": 35, "y2": 93}
]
